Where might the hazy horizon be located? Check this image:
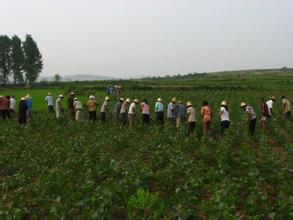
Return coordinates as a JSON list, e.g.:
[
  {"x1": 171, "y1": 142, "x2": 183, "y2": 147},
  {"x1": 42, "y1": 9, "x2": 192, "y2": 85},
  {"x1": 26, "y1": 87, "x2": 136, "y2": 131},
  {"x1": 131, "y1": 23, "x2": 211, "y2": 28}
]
[{"x1": 1, "y1": 0, "x2": 293, "y2": 78}]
